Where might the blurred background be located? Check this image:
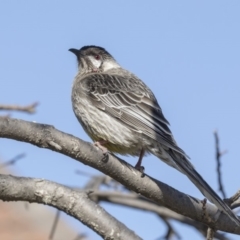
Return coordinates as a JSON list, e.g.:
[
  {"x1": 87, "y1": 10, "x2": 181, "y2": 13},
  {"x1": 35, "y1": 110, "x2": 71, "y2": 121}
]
[{"x1": 1, "y1": 1, "x2": 240, "y2": 239}]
